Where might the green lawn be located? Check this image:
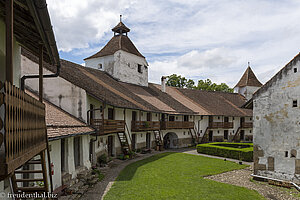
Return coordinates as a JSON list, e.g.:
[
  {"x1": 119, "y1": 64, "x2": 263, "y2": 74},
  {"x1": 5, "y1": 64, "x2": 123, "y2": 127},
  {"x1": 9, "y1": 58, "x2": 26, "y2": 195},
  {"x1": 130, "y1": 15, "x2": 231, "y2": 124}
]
[{"x1": 104, "y1": 152, "x2": 264, "y2": 200}]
